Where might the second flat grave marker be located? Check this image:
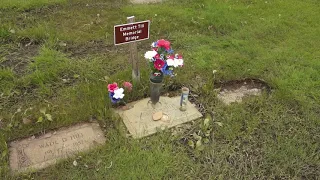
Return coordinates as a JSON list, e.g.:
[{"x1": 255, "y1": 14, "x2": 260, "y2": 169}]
[{"x1": 9, "y1": 122, "x2": 106, "y2": 173}]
